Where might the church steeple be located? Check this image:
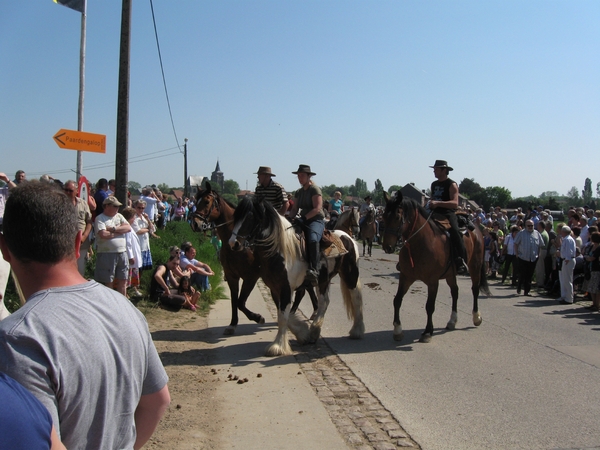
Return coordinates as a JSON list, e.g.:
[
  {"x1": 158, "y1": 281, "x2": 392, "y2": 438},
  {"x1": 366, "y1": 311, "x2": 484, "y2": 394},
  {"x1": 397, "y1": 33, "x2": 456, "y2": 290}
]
[{"x1": 211, "y1": 159, "x2": 224, "y2": 192}]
